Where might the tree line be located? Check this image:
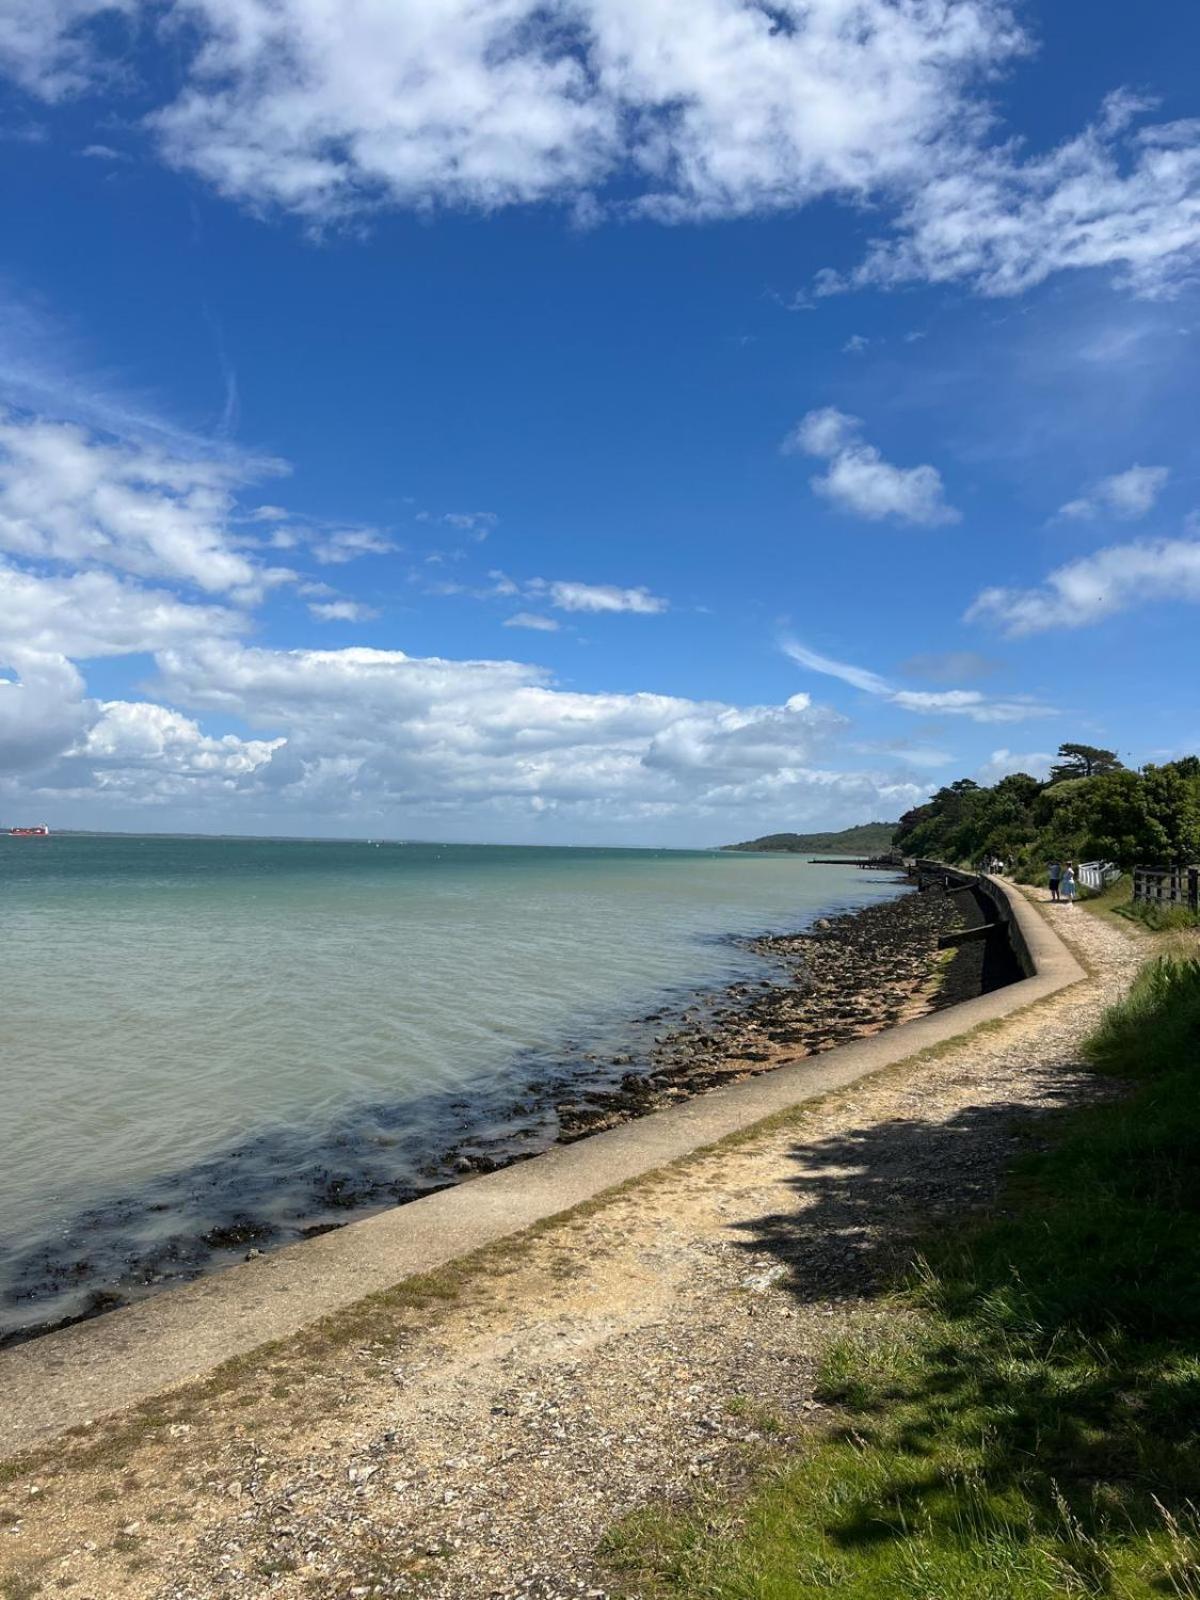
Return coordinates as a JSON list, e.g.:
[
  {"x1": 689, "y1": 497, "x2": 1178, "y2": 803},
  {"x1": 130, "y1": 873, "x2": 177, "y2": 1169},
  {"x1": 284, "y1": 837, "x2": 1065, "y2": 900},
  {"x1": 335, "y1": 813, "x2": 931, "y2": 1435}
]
[{"x1": 893, "y1": 744, "x2": 1200, "y2": 872}]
